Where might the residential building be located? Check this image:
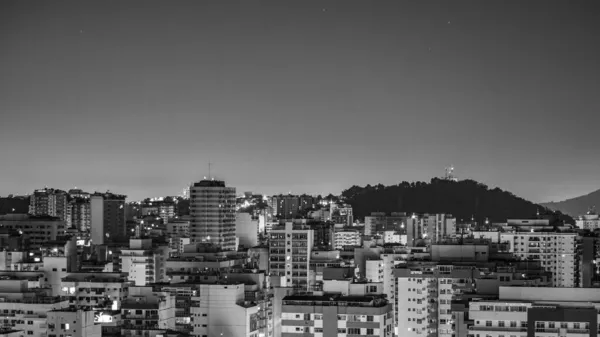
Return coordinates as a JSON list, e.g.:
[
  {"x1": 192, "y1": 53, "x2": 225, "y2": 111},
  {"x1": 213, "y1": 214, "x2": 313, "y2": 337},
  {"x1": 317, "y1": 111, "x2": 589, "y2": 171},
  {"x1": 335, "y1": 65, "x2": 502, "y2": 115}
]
[
  {"x1": 29, "y1": 188, "x2": 71, "y2": 228},
  {"x1": 281, "y1": 293, "x2": 393, "y2": 337},
  {"x1": 469, "y1": 287, "x2": 600, "y2": 337},
  {"x1": 501, "y1": 231, "x2": 578, "y2": 287},
  {"x1": 189, "y1": 180, "x2": 236, "y2": 250},
  {"x1": 121, "y1": 286, "x2": 176, "y2": 337},
  {"x1": 190, "y1": 283, "x2": 266, "y2": 337},
  {"x1": 121, "y1": 239, "x2": 170, "y2": 286},
  {"x1": 46, "y1": 309, "x2": 101, "y2": 337},
  {"x1": 269, "y1": 222, "x2": 314, "y2": 290},
  {"x1": 0, "y1": 214, "x2": 65, "y2": 248},
  {"x1": 333, "y1": 229, "x2": 361, "y2": 250},
  {"x1": 577, "y1": 212, "x2": 600, "y2": 230},
  {"x1": 271, "y1": 195, "x2": 301, "y2": 218},
  {"x1": 60, "y1": 272, "x2": 130, "y2": 311},
  {"x1": 90, "y1": 192, "x2": 127, "y2": 245},
  {"x1": 236, "y1": 213, "x2": 259, "y2": 249},
  {"x1": 71, "y1": 197, "x2": 91, "y2": 232}
]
